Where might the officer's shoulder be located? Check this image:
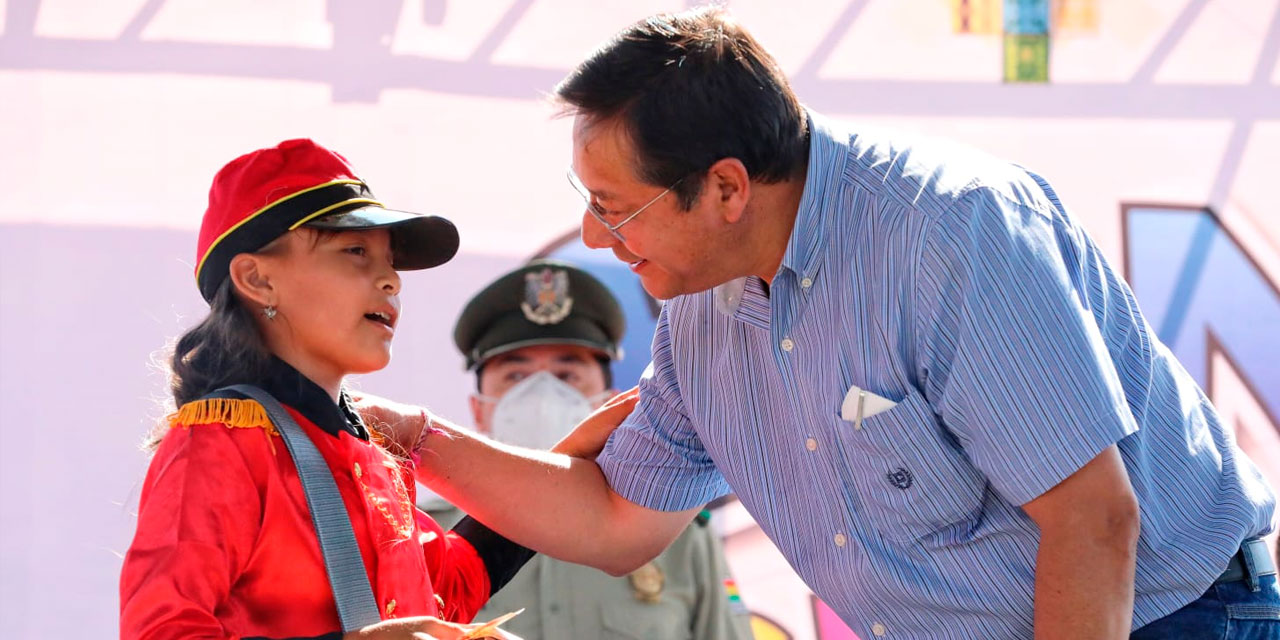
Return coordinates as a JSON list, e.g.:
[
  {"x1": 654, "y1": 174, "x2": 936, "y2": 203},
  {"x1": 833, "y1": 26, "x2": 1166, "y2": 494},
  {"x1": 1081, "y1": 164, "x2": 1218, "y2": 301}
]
[{"x1": 694, "y1": 508, "x2": 711, "y2": 527}]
